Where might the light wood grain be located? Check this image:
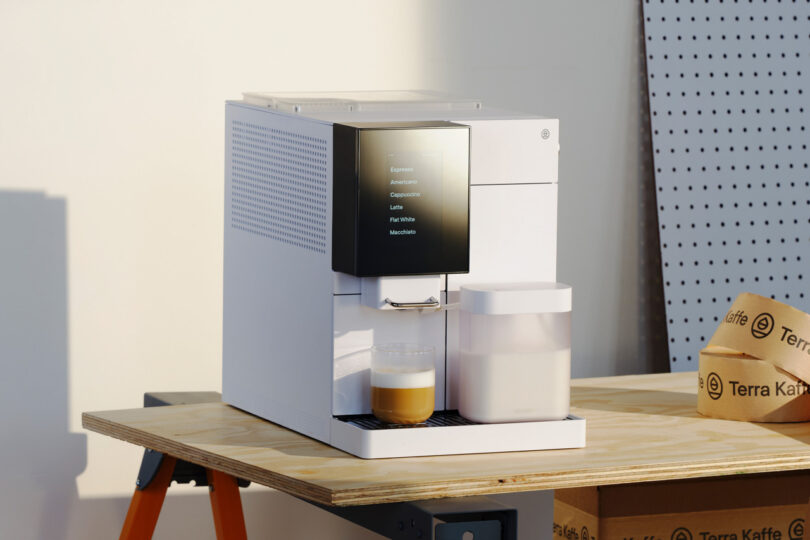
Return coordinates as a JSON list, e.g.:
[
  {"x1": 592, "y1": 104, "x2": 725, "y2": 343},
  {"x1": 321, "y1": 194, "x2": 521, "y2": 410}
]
[{"x1": 82, "y1": 372, "x2": 810, "y2": 506}]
